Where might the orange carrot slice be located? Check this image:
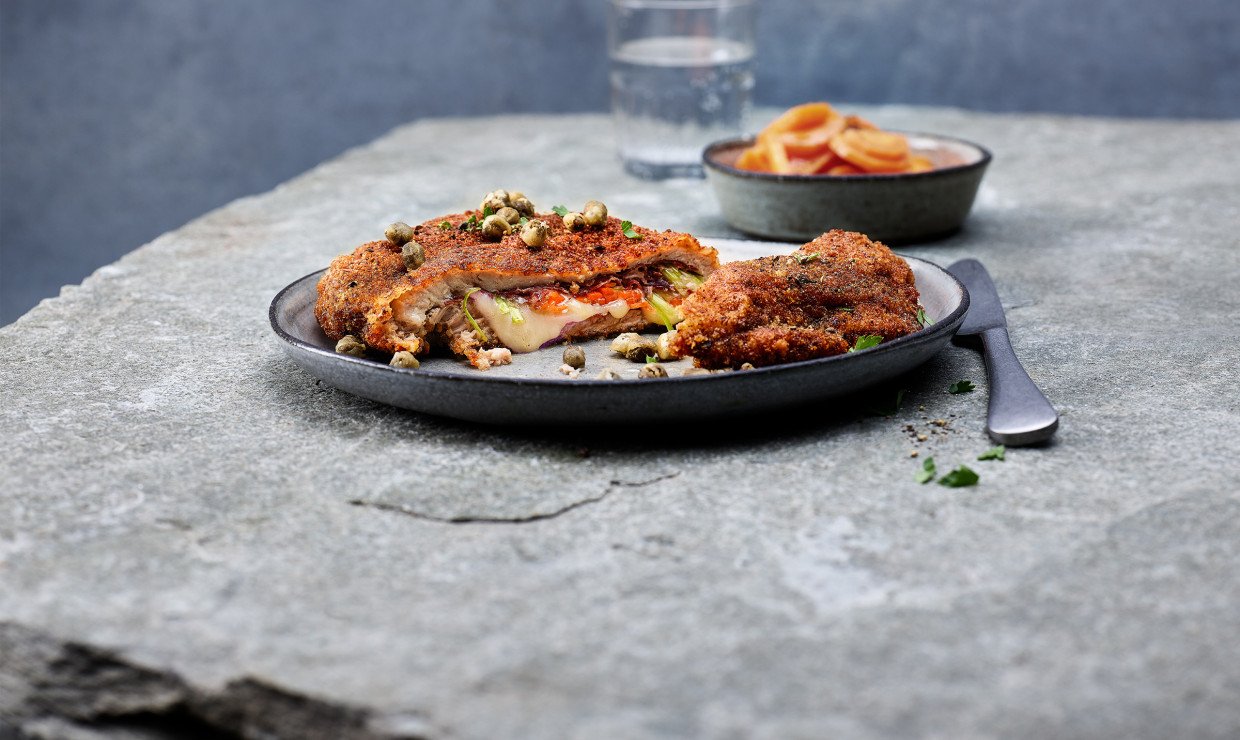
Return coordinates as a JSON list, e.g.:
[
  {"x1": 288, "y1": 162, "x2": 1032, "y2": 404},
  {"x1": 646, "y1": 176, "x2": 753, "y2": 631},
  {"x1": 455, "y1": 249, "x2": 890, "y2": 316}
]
[
  {"x1": 908, "y1": 155, "x2": 934, "y2": 172},
  {"x1": 759, "y1": 132, "x2": 791, "y2": 173},
  {"x1": 766, "y1": 102, "x2": 838, "y2": 133},
  {"x1": 829, "y1": 129, "x2": 911, "y2": 172},
  {"x1": 824, "y1": 163, "x2": 865, "y2": 176},
  {"x1": 735, "y1": 147, "x2": 770, "y2": 171}
]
